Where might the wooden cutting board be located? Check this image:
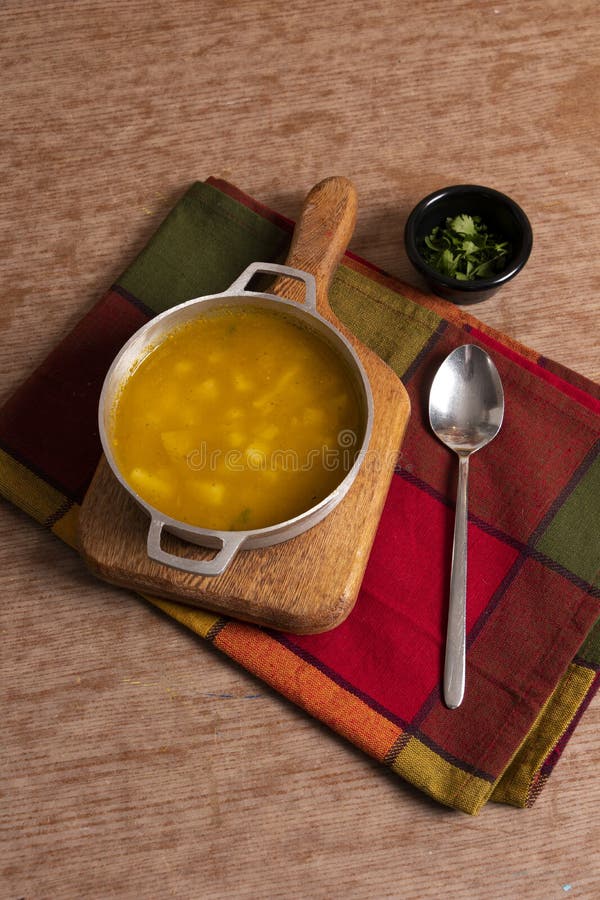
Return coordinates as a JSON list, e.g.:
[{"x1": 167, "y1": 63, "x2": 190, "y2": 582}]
[{"x1": 78, "y1": 177, "x2": 411, "y2": 634}]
